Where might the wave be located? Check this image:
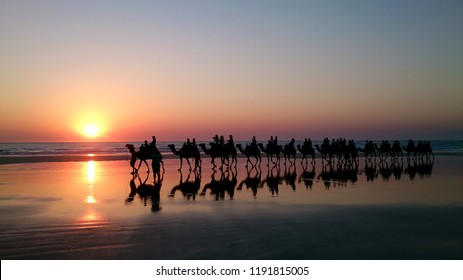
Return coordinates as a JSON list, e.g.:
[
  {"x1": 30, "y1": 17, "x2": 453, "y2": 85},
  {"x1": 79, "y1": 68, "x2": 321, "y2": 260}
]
[{"x1": 0, "y1": 140, "x2": 462, "y2": 157}]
